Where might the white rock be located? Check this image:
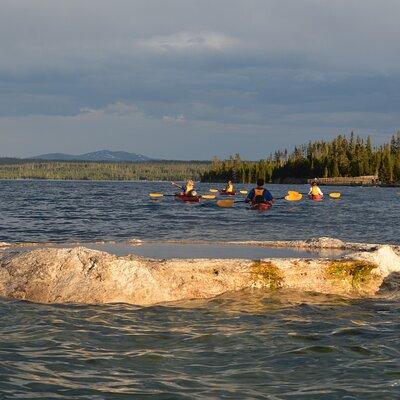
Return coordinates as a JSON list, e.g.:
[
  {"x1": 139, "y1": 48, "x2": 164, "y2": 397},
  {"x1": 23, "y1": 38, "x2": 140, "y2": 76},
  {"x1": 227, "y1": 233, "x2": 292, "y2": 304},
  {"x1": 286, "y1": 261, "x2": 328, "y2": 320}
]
[
  {"x1": 0, "y1": 244, "x2": 395, "y2": 305},
  {"x1": 348, "y1": 245, "x2": 400, "y2": 277}
]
